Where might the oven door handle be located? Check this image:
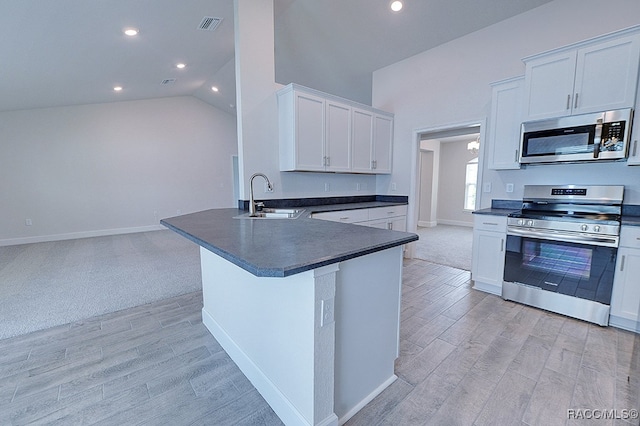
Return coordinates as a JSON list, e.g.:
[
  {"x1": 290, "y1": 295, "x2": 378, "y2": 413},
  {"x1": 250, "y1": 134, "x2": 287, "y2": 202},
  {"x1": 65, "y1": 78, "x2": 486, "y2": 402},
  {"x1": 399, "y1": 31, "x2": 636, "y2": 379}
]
[{"x1": 506, "y1": 227, "x2": 618, "y2": 247}]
